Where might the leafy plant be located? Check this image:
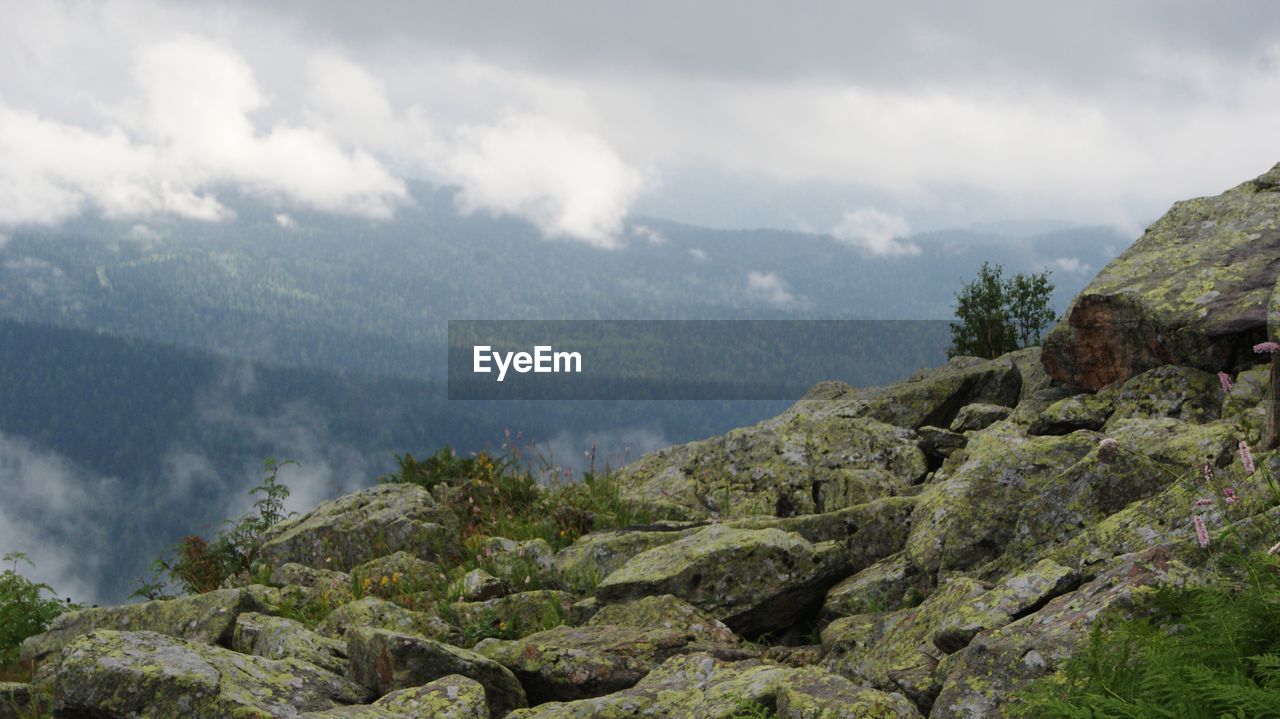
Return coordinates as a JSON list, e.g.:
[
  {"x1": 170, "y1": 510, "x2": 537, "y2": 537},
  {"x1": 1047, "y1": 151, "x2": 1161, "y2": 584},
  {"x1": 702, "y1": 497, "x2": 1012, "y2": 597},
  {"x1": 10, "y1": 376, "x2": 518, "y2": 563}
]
[
  {"x1": 1, "y1": 552, "x2": 73, "y2": 673},
  {"x1": 139, "y1": 458, "x2": 296, "y2": 597},
  {"x1": 949, "y1": 262, "x2": 1055, "y2": 359},
  {"x1": 1015, "y1": 551, "x2": 1280, "y2": 717}
]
